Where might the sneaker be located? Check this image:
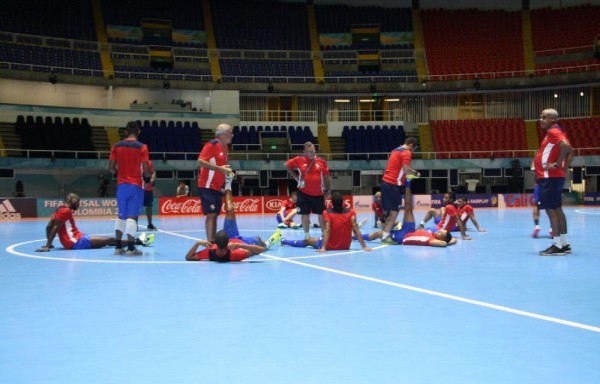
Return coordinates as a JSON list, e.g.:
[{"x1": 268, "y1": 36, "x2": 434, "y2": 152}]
[
  {"x1": 143, "y1": 233, "x2": 155, "y2": 246},
  {"x1": 266, "y1": 229, "x2": 282, "y2": 248},
  {"x1": 532, "y1": 227, "x2": 540, "y2": 238},
  {"x1": 278, "y1": 223, "x2": 288, "y2": 229},
  {"x1": 125, "y1": 248, "x2": 143, "y2": 256},
  {"x1": 392, "y1": 222, "x2": 402, "y2": 231},
  {"x1": 539, "y1": 245, "x2": 565, "y2": 256},
  {"x1": 563, "y1": 244, "x2": 571, "y2": 254},
  {"x1": 147, "y1": 224, "x2": 157, "y2": 231},
  {"x1": 114, "y1": 247, "x2": 125, "y2": 255},
  {"x1": 381, "y1": 237, "x2": 399, "y2": 245},
  {"x1": 312, "y1": 223, "x2": 320, "y2": 228},
  {"x1": 358, "y1": 218, "x2": 368, "y2": 228}
]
